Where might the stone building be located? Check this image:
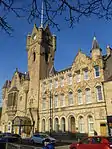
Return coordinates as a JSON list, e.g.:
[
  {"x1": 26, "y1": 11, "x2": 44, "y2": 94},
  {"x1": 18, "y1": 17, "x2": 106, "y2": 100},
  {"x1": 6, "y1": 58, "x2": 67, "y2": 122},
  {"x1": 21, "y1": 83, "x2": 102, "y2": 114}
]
[{"x1": 1, "y1": 24, "x2": 112, "y2": 137}]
